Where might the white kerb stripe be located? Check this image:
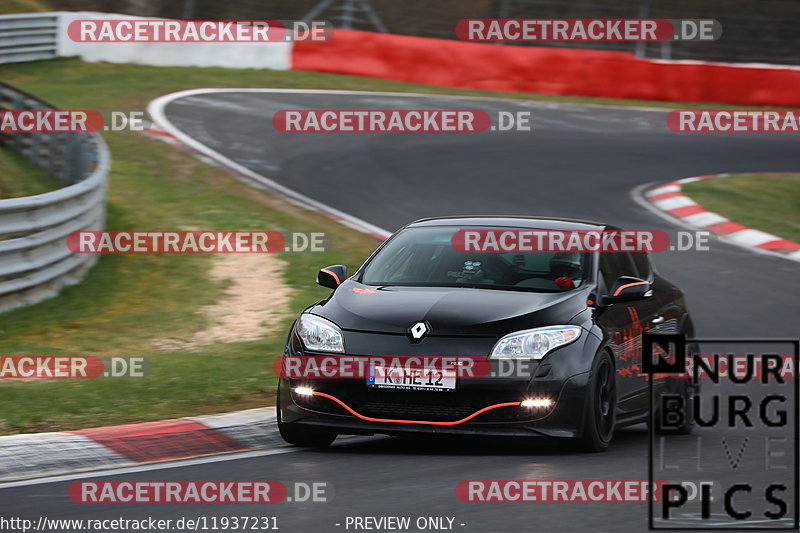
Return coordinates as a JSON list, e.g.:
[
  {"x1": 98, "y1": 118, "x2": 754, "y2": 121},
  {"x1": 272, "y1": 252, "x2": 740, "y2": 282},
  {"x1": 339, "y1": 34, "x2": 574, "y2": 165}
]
[
  {"x1": 682, "y1": 211, "x2": 728, "y2": 227},
  {"x1": 648, "y1": 184, "x2": 681, "y2": 196},
  {"x1": 653, "y1": 196, "x2": 696, "y2": 211},
  {"x1": 726, "y1": 229, "x2": 782, "y2": 247}
]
